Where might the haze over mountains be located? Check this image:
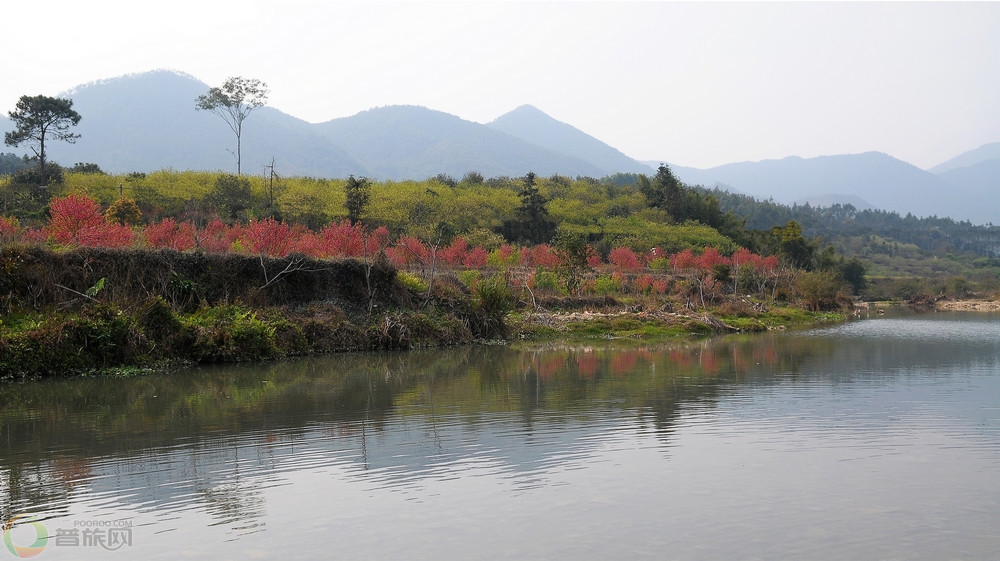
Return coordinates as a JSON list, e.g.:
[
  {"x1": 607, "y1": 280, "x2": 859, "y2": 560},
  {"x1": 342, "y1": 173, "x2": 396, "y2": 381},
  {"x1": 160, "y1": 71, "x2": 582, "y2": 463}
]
[{"x1": 1, "y1": 70, "x2": 997, "y2": 225}]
